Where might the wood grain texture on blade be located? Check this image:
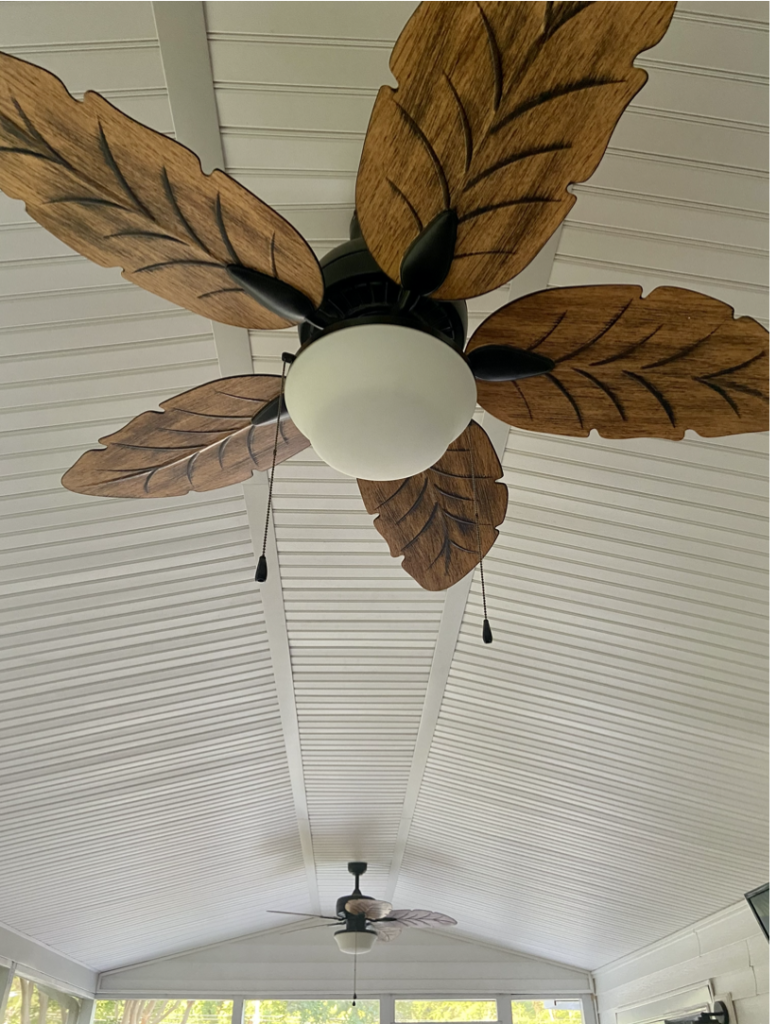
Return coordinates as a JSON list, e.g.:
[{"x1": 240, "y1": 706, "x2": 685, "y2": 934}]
[
  {"x1": 356, "y1": 1, "x2": 676, "y2": 300},
  {"x1": 0, "y1": 52, "x2": 323, "y2": 328},
  {"x1": 466, "y1": 286, "x2": 769, "y2": 439},
  {"x1": 358, "y1": 422, "x2": 508, "y2": 591},
  {"x1": 62, "y1": 376, "x2": 310, "y2": 497}
]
